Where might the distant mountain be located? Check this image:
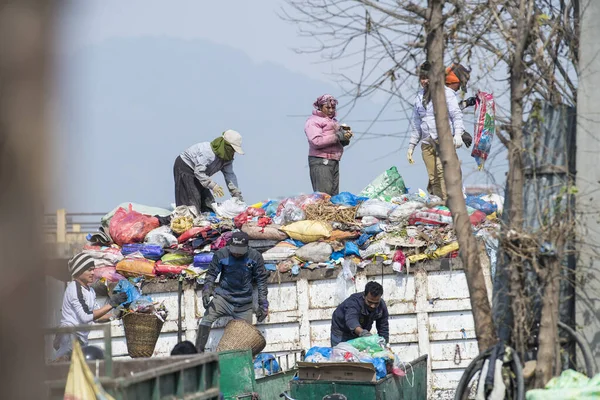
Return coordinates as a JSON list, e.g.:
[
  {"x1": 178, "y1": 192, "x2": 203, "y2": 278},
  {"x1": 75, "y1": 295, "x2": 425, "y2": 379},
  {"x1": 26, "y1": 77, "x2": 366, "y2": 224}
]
[{"x1": 49, "y1": 36, "x2": 496, "y2": 212}]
